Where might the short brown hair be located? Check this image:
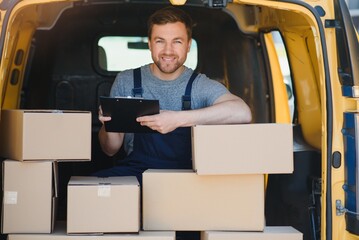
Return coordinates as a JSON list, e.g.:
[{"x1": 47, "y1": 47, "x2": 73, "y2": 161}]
[{"x1": 147, "y1": 6, "x2": 193, "y2": 40}]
